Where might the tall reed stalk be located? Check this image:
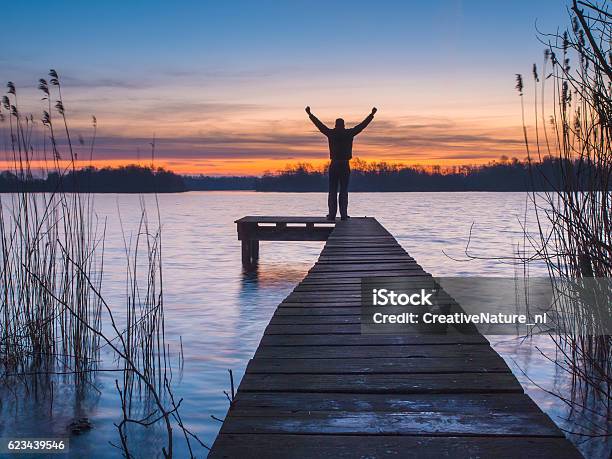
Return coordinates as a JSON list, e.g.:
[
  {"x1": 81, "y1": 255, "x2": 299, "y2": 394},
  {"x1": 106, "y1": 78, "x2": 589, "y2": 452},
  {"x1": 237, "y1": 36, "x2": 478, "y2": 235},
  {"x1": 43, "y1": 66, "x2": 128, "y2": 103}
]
[
  {"x1": 0, "y1": 72, "x2": 103, "y2": 387},
  {"x1": 0, "y1": 72, "x2": 204, "y2": 457},
  {"x1": 517, "y1": 0, "x2": 611, "y2": 436}
]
